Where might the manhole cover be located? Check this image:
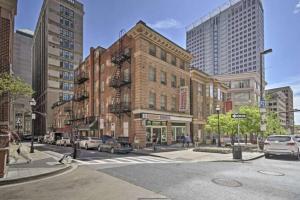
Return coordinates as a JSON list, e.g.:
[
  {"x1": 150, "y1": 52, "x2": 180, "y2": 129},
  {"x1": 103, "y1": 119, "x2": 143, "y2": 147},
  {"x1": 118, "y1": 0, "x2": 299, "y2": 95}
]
[
  {"x1": 212, "y1": 178, "x2": 242, "y2": 187},
  {"x1": 258, "y1": 170, "x2": 284, "y2": 176}
]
